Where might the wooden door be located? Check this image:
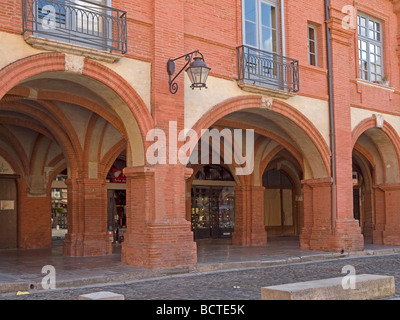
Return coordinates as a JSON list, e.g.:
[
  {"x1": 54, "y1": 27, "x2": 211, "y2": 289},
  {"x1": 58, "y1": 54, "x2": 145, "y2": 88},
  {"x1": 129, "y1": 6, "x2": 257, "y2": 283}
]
[{"x1": 0, "y1": 178, "x2": 18, "y2": 249}]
